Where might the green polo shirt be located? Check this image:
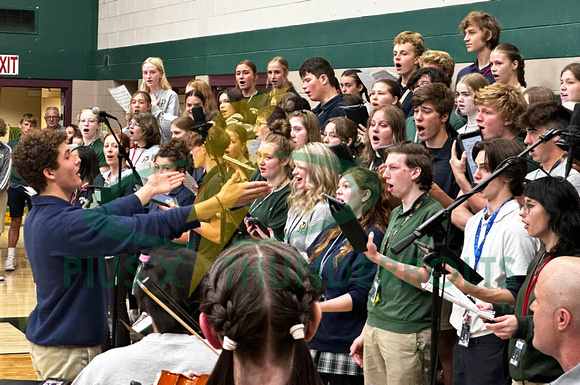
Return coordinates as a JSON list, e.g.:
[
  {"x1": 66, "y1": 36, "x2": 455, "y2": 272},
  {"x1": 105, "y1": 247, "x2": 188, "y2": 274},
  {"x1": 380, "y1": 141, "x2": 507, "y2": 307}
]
[
  {"x1": 8, "y1": 135, "x2": 25, "y2": 186},
  {"x1": 367, "y1": 192, "x2": 443, "y2": 334},
  {"x1": 80, "y1": 138, "x2": 107, "y2": 168},
  {"x1": 248, "y1": 183, "x2": 291, "y2": 241}
]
